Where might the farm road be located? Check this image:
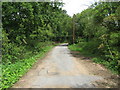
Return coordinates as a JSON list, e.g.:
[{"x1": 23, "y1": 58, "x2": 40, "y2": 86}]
[{"x1": 13, "y1": 43, "x2": 103, "y2": 88}]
